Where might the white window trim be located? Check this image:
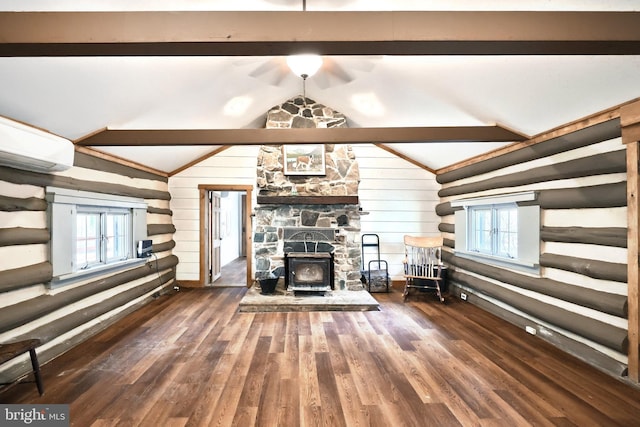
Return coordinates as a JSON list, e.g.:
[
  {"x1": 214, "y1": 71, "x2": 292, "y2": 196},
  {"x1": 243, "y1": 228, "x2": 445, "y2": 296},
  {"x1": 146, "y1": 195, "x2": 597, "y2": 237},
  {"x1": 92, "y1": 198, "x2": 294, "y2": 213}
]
[
  {"x1": 46, "y1": 187, "x2": 148, "y2": 288},
  {"x1": 450, "y1": 191, "x2": 537, "y2": 208},
  {"x1": 47, "y1": 187, "x2": 148, "y2": 210},
  {"x1": 453, "y1": 191, "x2": 540, "y2": 273}
]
